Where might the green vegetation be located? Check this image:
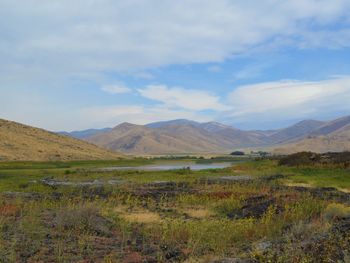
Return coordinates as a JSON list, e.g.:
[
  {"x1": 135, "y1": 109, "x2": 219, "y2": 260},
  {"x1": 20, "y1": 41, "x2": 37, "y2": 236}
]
[{"x1": 0, "y1": 157, "x2": 350, "y2": 262}]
